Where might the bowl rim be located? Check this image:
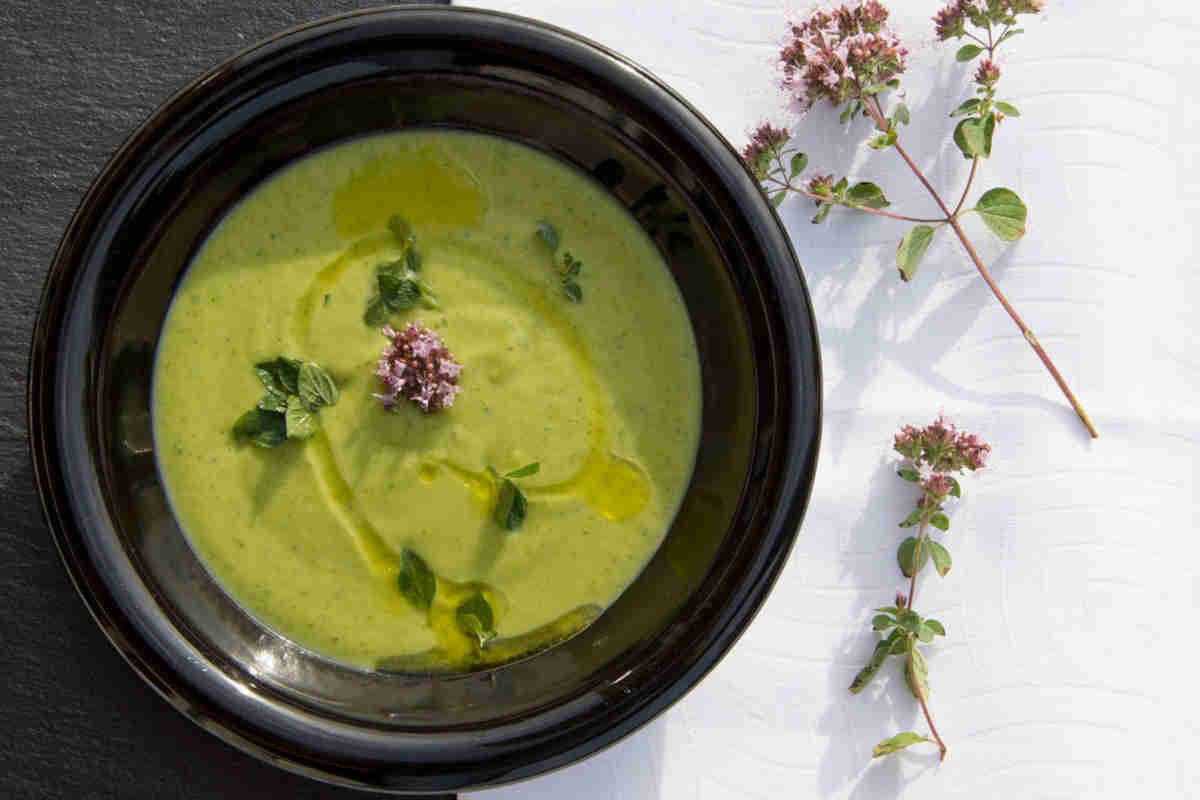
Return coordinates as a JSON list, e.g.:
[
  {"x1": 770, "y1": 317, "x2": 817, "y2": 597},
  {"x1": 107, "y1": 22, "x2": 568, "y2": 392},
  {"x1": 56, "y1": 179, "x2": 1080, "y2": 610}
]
[{"x1": 27, "y1": 4, "x2": 822, "y2": 793}]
